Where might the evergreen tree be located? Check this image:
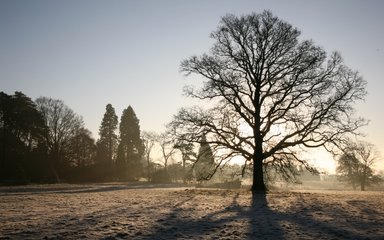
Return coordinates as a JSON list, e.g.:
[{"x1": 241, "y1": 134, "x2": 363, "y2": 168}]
[
  {"x1": 195, "y1": 135, "x2": 214, "y2": 181},
  {"x1": 116, "y1": 106, "x2": 144, "y2": 180},
  {"x1": 97, "y1": 104, "x2": 118, "y2": 165},
  {"x1": 0, "y1": 91, "x2": 48, "y2": 183}
]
